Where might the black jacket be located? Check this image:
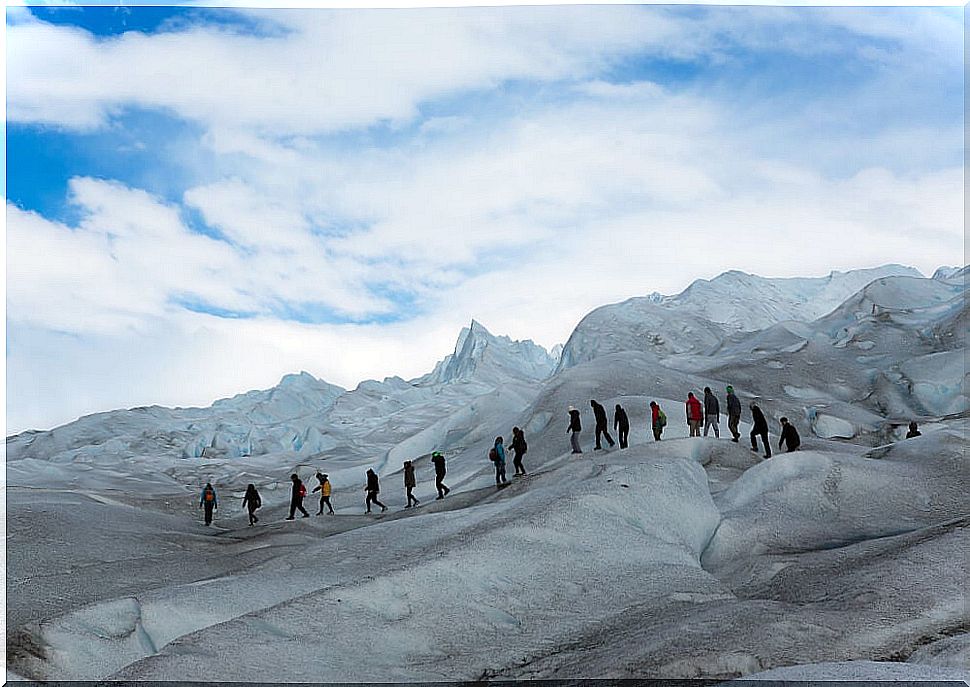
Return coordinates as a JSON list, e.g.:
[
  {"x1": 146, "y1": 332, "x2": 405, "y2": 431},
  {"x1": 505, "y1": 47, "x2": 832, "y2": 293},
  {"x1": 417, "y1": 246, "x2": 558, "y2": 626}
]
[
  {"x1": 751, "y1": 406, "x2": 769, "y2": 433},
  {"x1": 511, "y1": 431, "x2": 528, "y2": 453},
  {"x1": 591, "y1": 401, "x2": 608, "y2": 427},
  {"x1": 613, "y1": 407, "x2": 629, "y2": 430},
  {"x1": 568, "y1": 410, "x2": 582, "y2": 432},
  {"x1": 366, "y1": 471, "x2": 380, "y2": 493},
  {"x1": 704, "y1": 391, "x2": 720, "y2": 418},
  {"x1": 726, "y1": 392, "x2": 742, "y2": 418},
  {"x1": 291, "y1": 479, "x2": 304, "y2": 500},
  {"x1": 432, "y1": 455, "x2": 446, "y2": 475},
  {"x1": 780, "y1": 423, "x2": 800, "y2": 450}
]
